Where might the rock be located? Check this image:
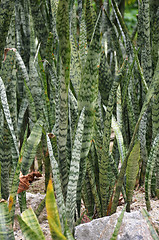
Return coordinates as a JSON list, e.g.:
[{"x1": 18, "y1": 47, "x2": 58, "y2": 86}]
[{"x1": 74, "y1": 211, "x2": 155, "y2": 240}]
